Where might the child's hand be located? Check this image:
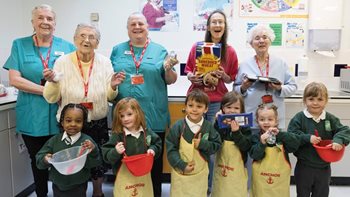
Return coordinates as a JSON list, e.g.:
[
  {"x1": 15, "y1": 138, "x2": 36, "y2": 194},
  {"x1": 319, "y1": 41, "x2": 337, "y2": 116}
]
[
  {"x1": 81, "y1": 140, "x2": 95, "y2": 151},
  {"x1": 183, "y1": 160, "x2": 195, "y2": 173},
  {"x1": 310, "y1": 135, "x2": 321, "y2": 144},
  {"x1": 332, "y1": 143, "x2": 343, "y2": 151},
  {"x1": 193, "y1": 133, "x2": 202, "y2": 149},
  {"x1": 260, "y1": 132, "x2": 270, "y2": 144},
  {"x1": 268, "y1": 127, "x2": 279, "y2": 135},
  {"x1": 44, "y1": 153, "x2": 52, "y2": 164},
  {"x1": 115, "y1": 142, "x2": 125, "y2": 154},
  {"x1": 230, "y1": 120, "x2": 240, "y2": 132},
  {"x1": 147, "y1": 149, "x2": 155, "y2": 156}
]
